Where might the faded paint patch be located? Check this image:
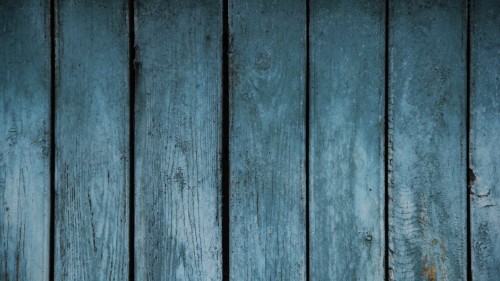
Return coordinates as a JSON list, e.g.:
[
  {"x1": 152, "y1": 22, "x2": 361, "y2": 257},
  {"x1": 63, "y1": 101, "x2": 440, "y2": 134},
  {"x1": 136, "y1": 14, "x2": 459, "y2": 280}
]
[
  {"x1": 422, "y1": 255, "x2": 437, "y2": 281},
  {"x1": 422, "y1": 239, "x2": 448, "y2": 281}
]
